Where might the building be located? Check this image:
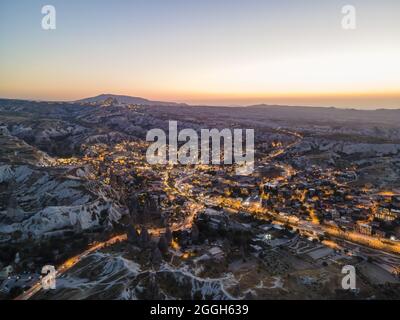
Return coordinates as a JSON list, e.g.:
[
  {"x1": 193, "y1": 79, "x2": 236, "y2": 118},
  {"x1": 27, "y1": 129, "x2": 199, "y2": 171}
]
[
  {"x1": 330, "y1": 209, "x2": 340, "y2": 220},
  {"x1": 374, "y1": 229, "x2": 386, "y2": 238},
  {"x1": 356, "y1": 222, "x2": 372, "y2": 236},
  {"x1": 375, "y1": 207, "x2": 399, "y2": 222}
]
